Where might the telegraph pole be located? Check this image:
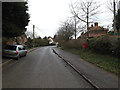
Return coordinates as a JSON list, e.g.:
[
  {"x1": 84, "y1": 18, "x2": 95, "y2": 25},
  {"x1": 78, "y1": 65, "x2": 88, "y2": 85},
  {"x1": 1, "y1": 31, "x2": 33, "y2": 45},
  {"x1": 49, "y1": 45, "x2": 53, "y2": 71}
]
[
  {"x1": 33, "y1": 25, "x2": 35, "y2": 39},
  {"x1": 74, "y1": 15, "x2": 77, "y2": 39},
  {"x1": 113, "y1": 0, "x2": 117, "y2": 35},
  {"x1": 87, "y1": 8, "x2": 89, "y2": 39},
  {"x1": 33, "y1": 25, "x2": 35, "y2": 47}
]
